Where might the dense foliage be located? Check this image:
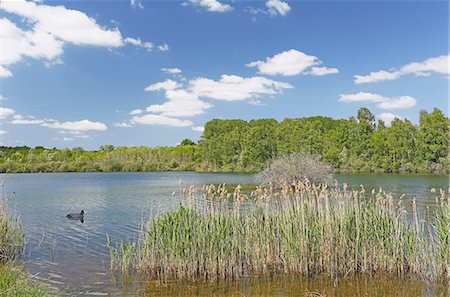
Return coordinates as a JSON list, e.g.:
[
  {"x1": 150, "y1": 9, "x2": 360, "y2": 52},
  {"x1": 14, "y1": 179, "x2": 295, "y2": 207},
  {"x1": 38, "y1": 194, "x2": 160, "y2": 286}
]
[{"x1": 0, "y1": 108, "x2": 448, "y2": 174}]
